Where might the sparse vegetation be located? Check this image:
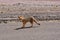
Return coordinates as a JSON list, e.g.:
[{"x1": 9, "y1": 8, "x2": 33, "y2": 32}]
[{"x1": 0, "y1": 3, "x2": 60, "y2": 23}]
